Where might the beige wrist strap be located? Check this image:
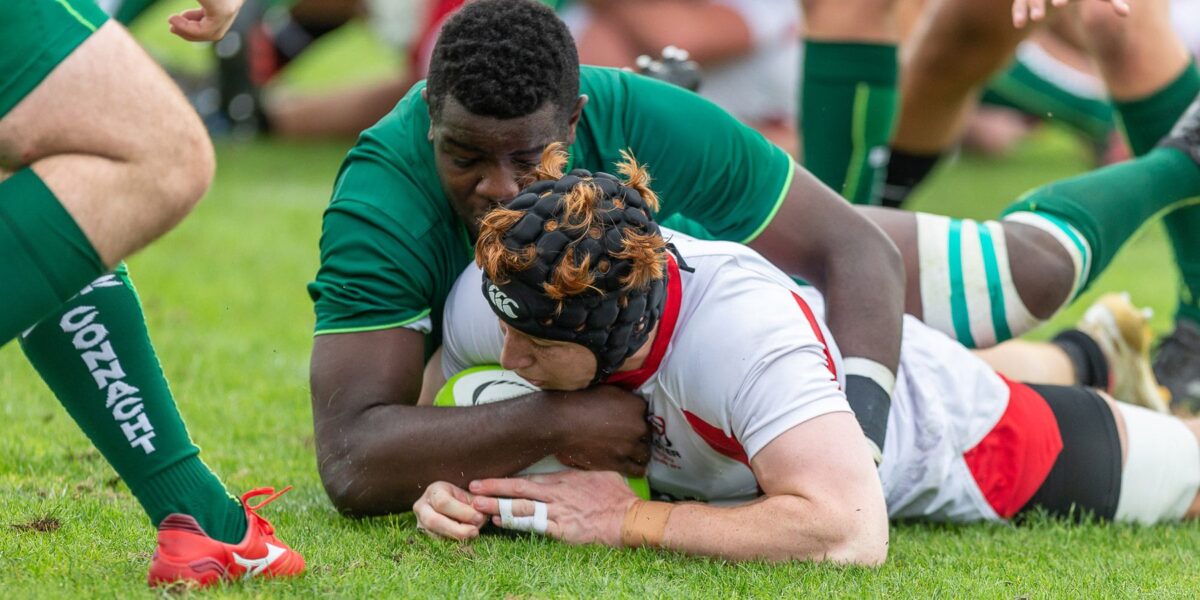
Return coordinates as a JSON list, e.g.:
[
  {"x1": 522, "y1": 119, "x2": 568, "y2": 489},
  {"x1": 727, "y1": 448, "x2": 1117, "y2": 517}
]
[{"x1": 620, "y1": 501, "x2": 674, "y2": 548}]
